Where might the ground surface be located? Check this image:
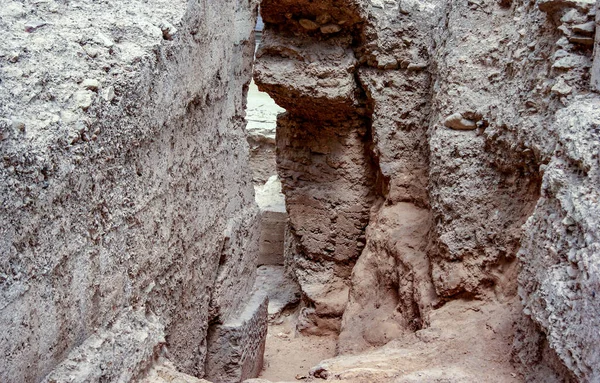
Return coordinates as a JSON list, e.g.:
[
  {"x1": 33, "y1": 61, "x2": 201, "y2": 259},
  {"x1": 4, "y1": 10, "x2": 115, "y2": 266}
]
[
  {"x1": 253, "y1": 299, "x2": 523, "y2": 383},
  {"x1": 259, "y1": 310, "x2": 337, "y2": 382}
]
